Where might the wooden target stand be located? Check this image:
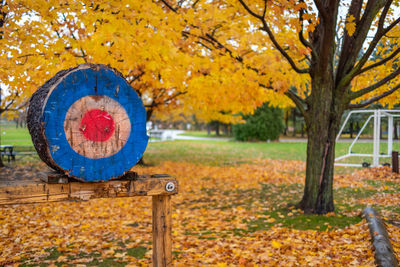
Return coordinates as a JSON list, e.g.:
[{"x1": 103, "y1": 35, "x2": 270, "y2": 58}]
[
  {"x1": 0, "y1": 173, "x2": 178, "y2": 266},
  {"x1": 0, "y1": 64, "x2": 178, "y2": 266}
]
